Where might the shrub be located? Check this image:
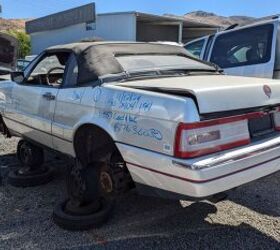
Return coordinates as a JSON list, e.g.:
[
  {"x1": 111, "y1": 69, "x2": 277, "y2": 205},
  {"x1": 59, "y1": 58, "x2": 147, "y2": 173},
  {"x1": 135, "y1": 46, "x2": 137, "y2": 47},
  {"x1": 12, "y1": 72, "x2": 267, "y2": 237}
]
[{"x1": 6, "y1": 30, "x2": 31, "y2": 58}]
